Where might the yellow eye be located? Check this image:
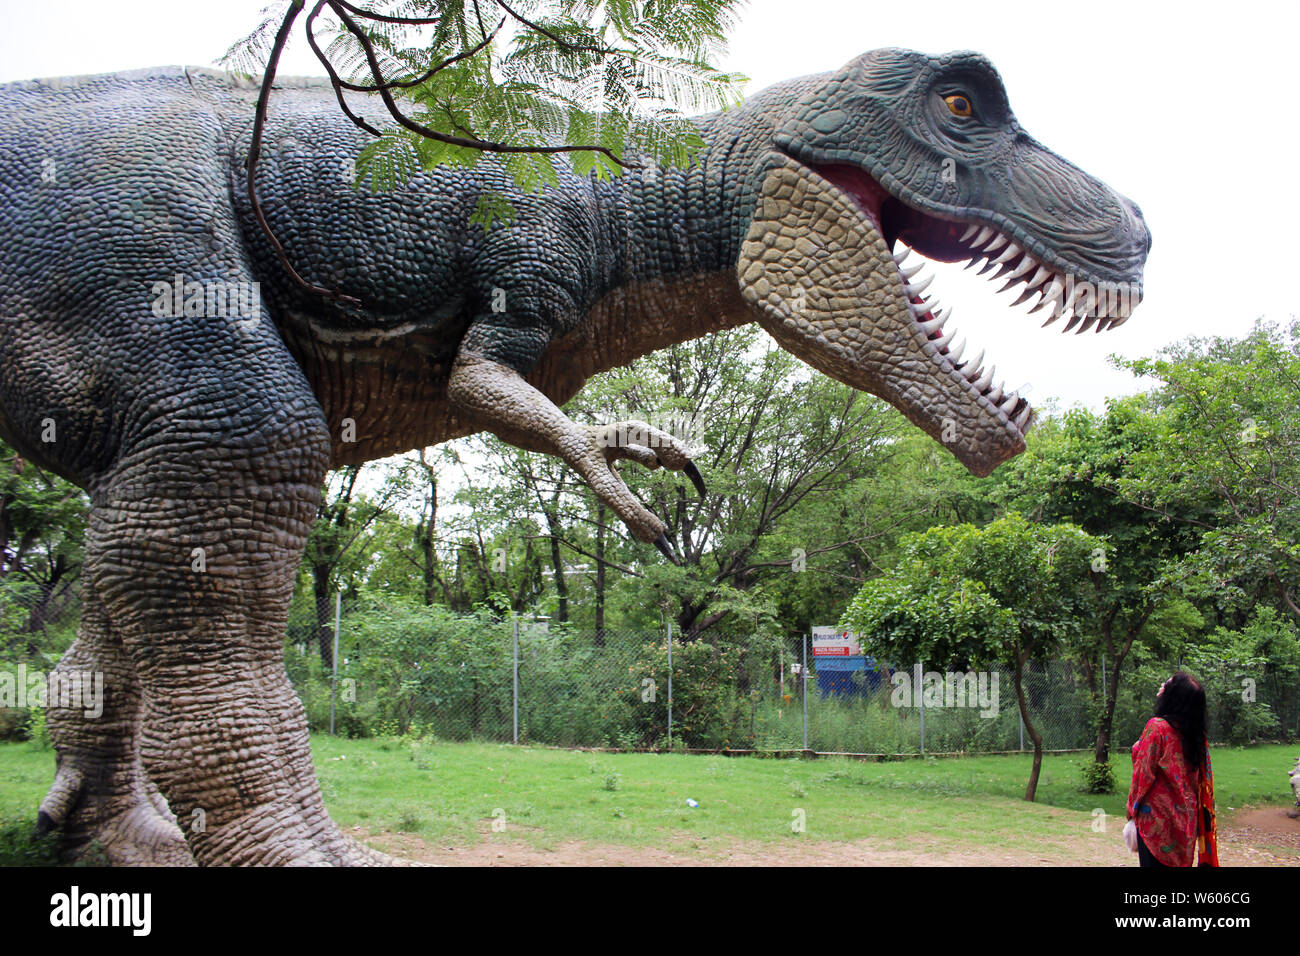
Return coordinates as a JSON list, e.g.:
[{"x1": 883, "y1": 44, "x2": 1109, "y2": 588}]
[{"x1": 944, "y1": 94, "x2": 973, "y2": 117}]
